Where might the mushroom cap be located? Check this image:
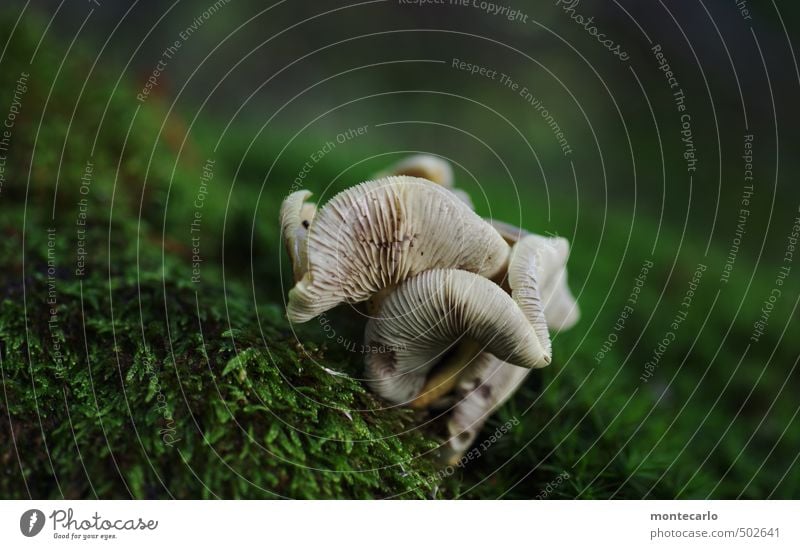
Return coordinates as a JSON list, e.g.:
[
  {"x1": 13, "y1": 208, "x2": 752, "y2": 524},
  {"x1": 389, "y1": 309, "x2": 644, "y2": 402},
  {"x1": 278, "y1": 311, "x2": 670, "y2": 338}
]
[
  {"x1": 286, "y1": 176, "x2": 509, "y2": 323},
  {"x1": 443, "y1": 353, "x2": 529, "y2": 462},
  {"x1": 381, "y1": 155, "x2": 473, "y2": 209},
  {"x1": 383, "y1": 154, "x2": 454, "y2": 187},
  {"x1": 280, "y1": 190, "x2": 317, "y2": 282},
  {"x1": 507, "y1": 236, "x2": 552, "y2": 359},
  {"x1": 364, "y1": 269, "x2": 551, "y2": 404},
  {"x1": 510, "y1": 234, "x2": 580, "y2": 332}
]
